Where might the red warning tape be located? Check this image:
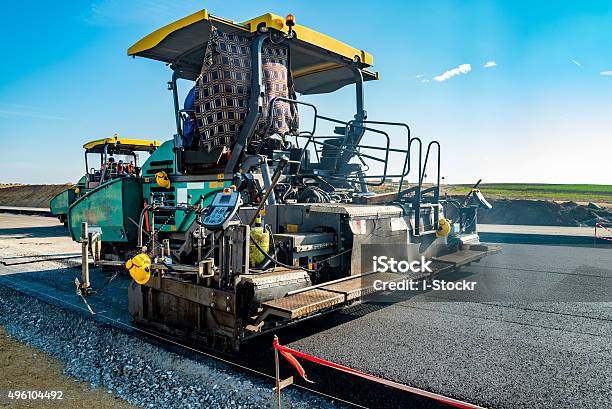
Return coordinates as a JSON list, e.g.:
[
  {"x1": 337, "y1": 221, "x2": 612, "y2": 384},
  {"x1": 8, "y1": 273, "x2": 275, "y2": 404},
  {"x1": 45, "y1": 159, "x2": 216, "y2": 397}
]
[
  {"x1": 273, "y1": 338, "x2": 485, "y2": 409},
  {"x1": 596, "y1": 223, "x2": 612, "y2": 241}
]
